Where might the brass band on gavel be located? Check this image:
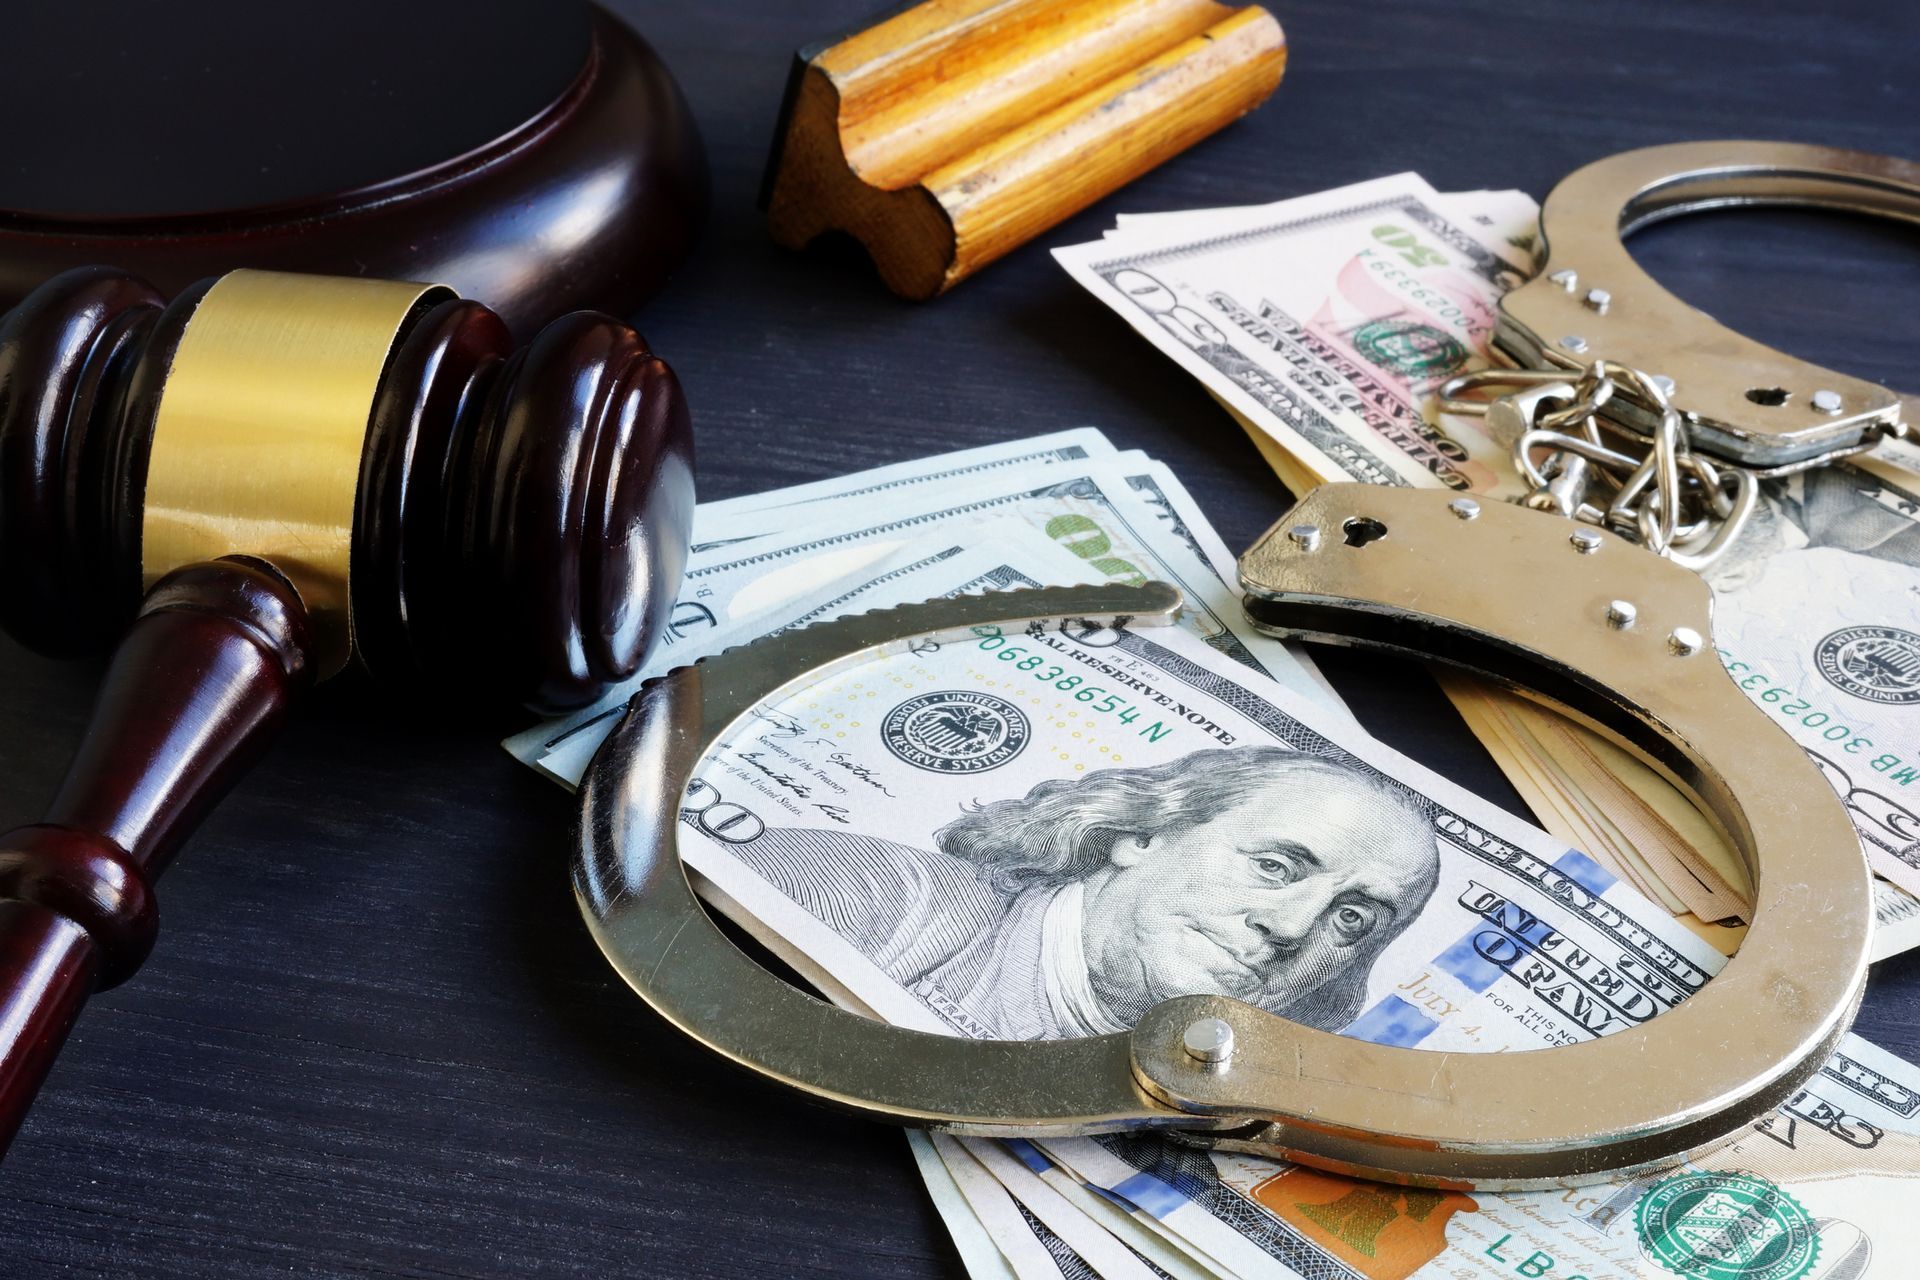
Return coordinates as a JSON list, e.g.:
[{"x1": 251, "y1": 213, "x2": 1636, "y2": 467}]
[
  {"x1": 0, "y1": 264, "x2": 694, "y2": 1156},
  {"x1": 141, "y1": 272, "x2": 452, "y2": 670}
]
